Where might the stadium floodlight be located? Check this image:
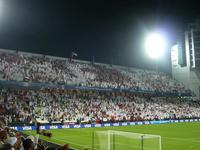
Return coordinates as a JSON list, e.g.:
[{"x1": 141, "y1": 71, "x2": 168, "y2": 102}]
[{"x1": 145, "y1": 33, "x2": 166, "y2": 59}]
